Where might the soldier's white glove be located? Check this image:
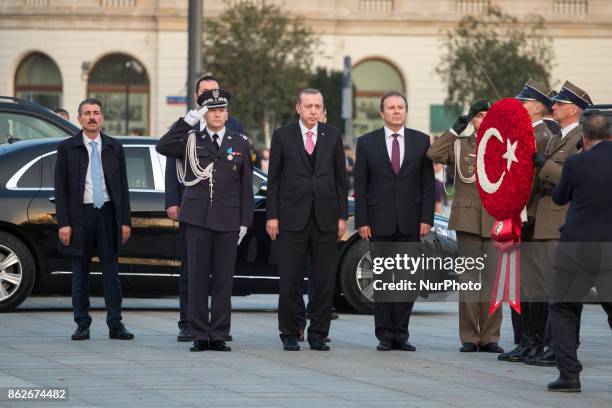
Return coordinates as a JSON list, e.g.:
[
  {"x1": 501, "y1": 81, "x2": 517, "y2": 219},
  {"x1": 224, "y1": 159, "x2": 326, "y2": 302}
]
[
  {"x1": 184, "y1": 107, "x2": 207, "y2": 127},
  {"x1": 238, "y1": 226, "x2": 247, "y2": 245}
]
